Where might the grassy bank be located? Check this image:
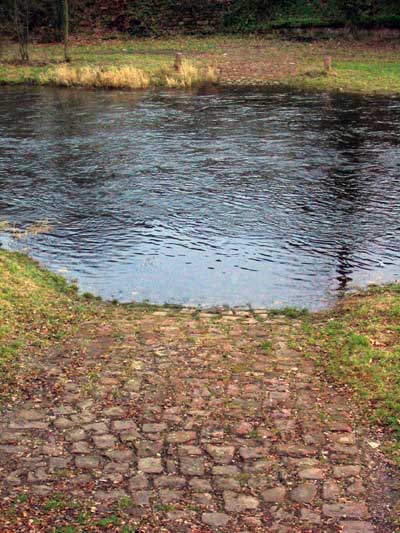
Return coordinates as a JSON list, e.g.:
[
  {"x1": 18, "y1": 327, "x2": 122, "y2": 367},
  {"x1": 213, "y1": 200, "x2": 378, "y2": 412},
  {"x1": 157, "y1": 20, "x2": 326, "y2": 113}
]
[
  {"x1": 294, "y1": 284, "x2": 400, "y2": 464},
  {"x1": 0, "y1": 250, "x2": 98, "y2": 405},
  {"x1": 1, "y1": 35, "x2": 400, "y2": 94}
]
